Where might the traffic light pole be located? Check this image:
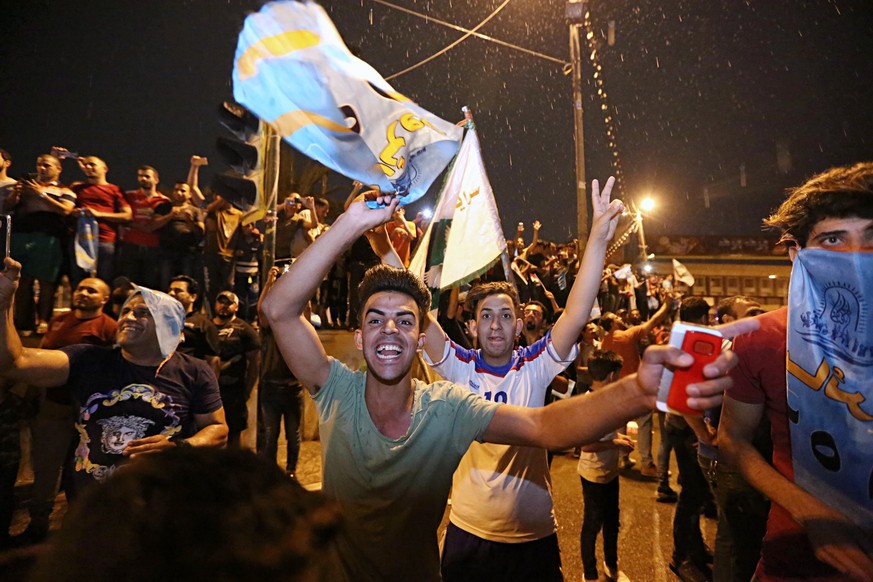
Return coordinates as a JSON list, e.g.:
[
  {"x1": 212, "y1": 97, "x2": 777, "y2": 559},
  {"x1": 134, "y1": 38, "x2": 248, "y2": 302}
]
[{"x1": 261, "y1": 124, "x2": 281, "y2": 280}]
